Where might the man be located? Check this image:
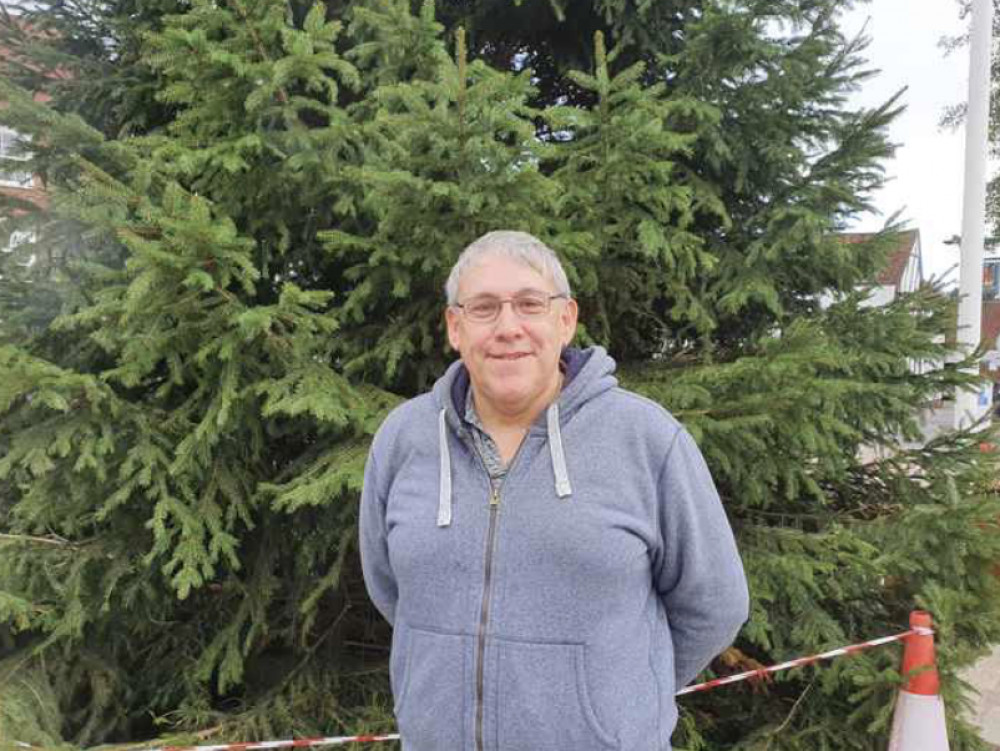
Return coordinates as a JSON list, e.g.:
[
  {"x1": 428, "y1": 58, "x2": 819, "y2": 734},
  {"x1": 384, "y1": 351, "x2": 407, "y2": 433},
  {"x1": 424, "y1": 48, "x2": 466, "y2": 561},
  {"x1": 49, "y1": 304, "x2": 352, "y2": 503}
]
[{"x1": 359, "y1": 230, "x2": 749, "y2": 751}]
